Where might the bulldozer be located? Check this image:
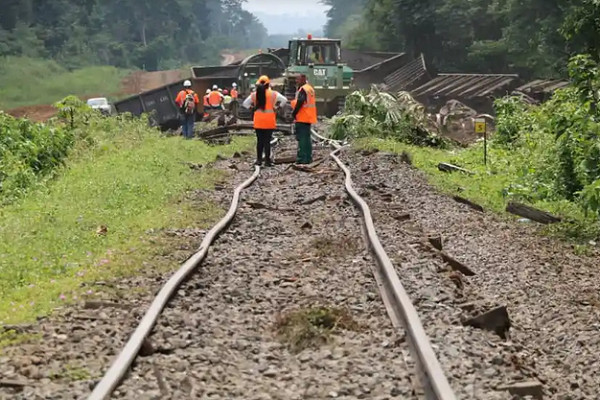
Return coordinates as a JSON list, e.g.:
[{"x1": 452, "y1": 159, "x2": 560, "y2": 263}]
[{"x1": 271, "y1": 35, "x2": 354, "y2": 119}]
